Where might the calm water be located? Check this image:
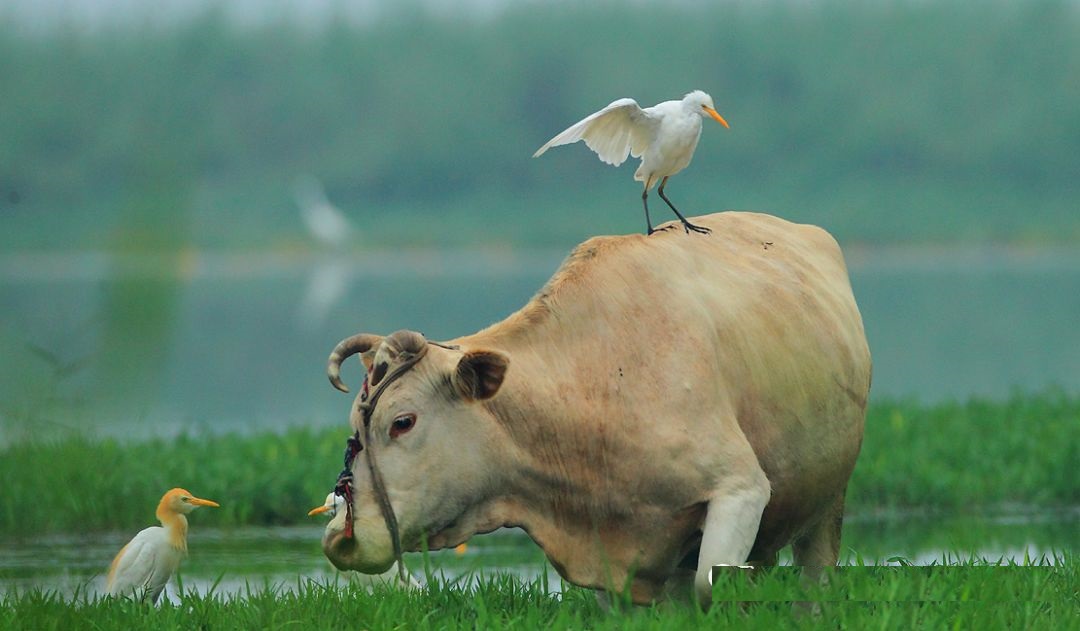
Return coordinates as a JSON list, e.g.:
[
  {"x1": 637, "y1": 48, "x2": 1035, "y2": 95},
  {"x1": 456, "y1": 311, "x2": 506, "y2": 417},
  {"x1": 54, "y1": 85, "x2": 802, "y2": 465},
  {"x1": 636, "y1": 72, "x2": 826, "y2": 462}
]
[
  {"x1": 1, "y1": 510, "x2": 1075, "y2": 600},
  {"x1": 1, "y1": 246, "x2": 1078, "y2": 439}
]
